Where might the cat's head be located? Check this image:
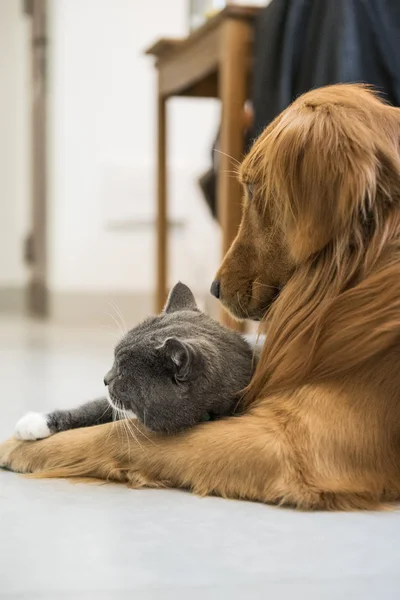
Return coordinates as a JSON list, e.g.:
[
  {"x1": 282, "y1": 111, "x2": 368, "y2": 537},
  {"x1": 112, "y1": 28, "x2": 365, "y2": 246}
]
[{"x1": 104, "y1": 282, "x2": 254, "y2": 434}]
